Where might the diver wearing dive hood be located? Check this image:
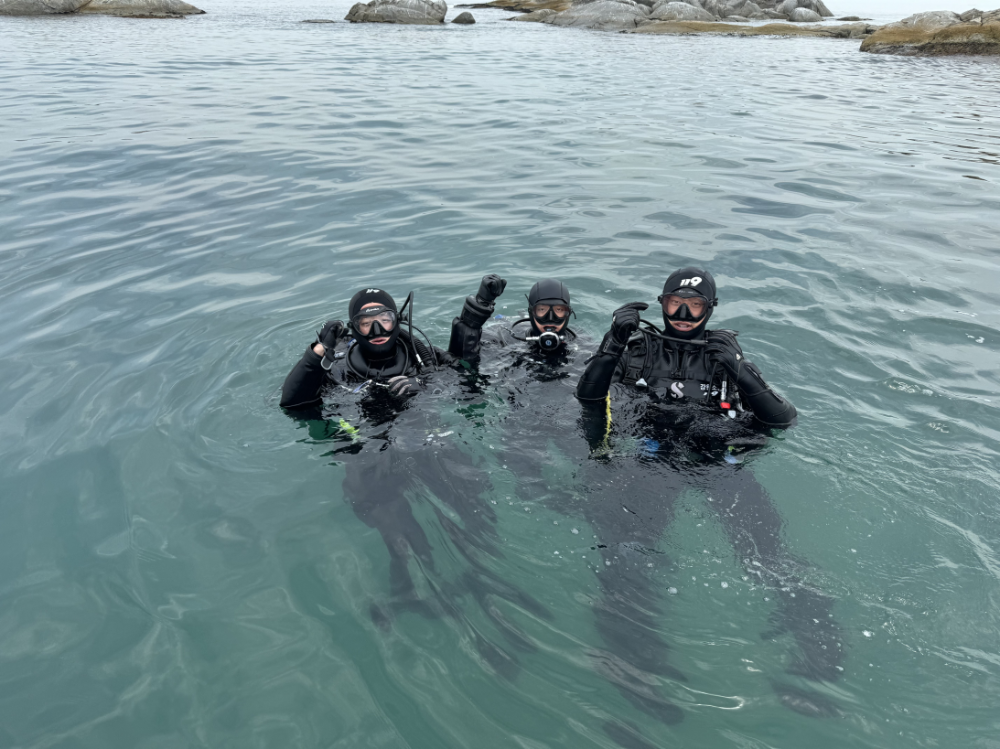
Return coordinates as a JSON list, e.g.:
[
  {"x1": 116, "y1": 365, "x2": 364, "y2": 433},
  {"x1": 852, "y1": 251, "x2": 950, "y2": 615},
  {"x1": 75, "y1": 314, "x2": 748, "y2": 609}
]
[
  {"x1": 448, "y1": 275, "x2": 578, "y2": 362},
  {"x1": 576, "y1": 267, "x2": 797, "y2": 427},
  {"x1": 280, "y1": 287, "x2": 459, "y2": 408}
]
